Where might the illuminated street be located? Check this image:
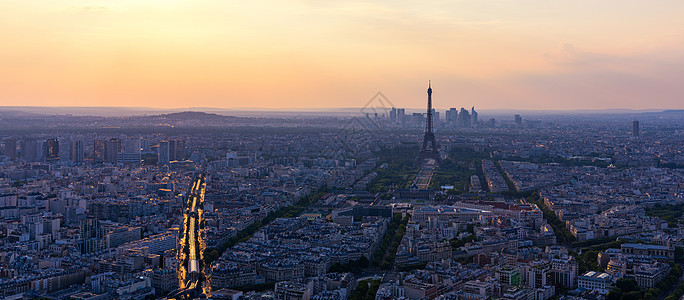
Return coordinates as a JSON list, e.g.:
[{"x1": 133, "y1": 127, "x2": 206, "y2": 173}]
[{"x1": 168, "y1": 175, "x2": 209, "y2": 299}]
